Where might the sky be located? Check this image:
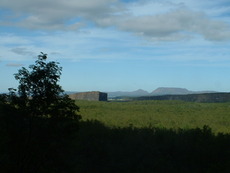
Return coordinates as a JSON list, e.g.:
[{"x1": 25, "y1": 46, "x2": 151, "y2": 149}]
[{"x1": 1, "y1": 0, "x2": 230, "y2": 93}]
